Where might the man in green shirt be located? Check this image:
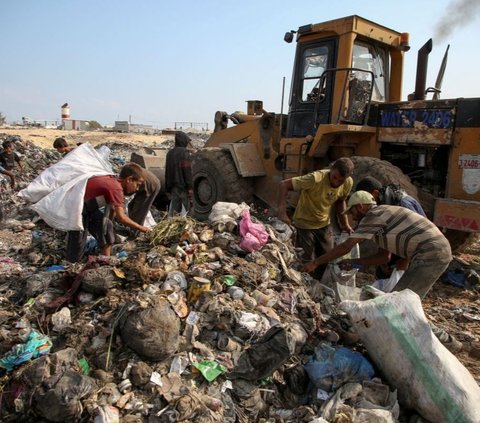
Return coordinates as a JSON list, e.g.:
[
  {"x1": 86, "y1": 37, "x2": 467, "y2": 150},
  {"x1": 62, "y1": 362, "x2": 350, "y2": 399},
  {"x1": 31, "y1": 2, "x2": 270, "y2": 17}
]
[{"x1": 277, "y1": 157, "x2": 354, "y2": 280}]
